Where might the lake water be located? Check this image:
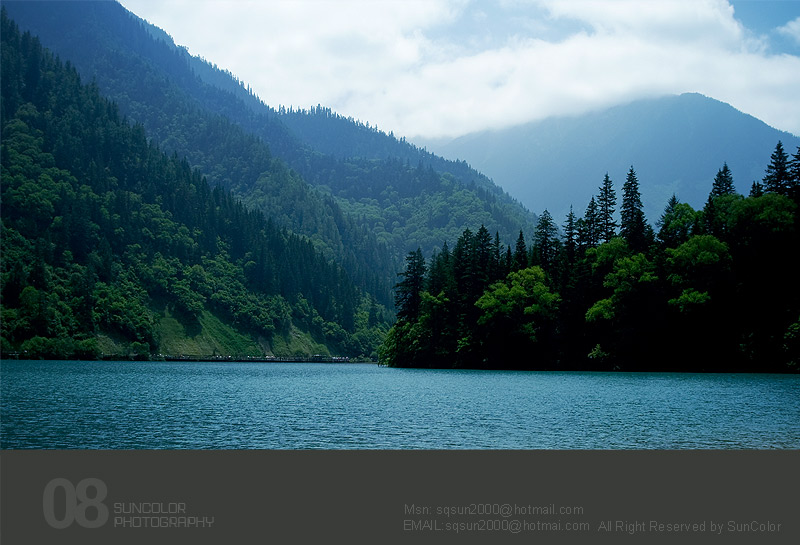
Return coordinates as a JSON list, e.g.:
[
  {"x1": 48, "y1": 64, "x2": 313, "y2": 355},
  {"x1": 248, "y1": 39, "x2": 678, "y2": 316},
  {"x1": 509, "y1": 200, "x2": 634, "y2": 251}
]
[{"x1": 2, "y1": 360, "x2": 799, "y2": 449}]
